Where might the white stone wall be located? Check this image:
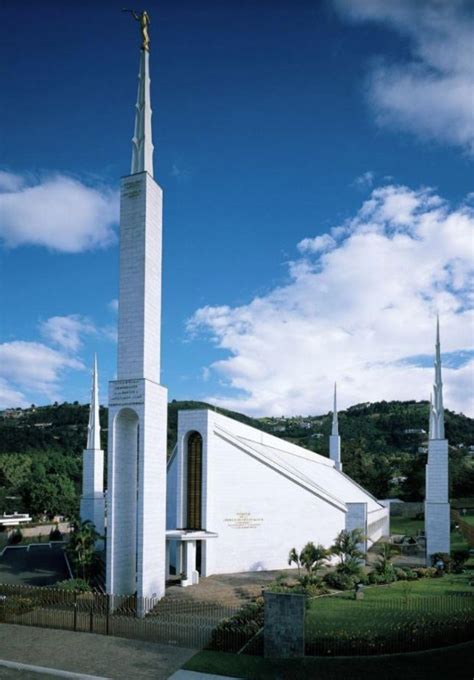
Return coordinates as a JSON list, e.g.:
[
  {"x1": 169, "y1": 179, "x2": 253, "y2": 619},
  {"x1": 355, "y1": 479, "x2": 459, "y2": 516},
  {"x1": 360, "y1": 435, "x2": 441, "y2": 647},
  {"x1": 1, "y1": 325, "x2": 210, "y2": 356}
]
[{"x1": 367, "y1": 505, "x2": 390, "y2": 546}]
